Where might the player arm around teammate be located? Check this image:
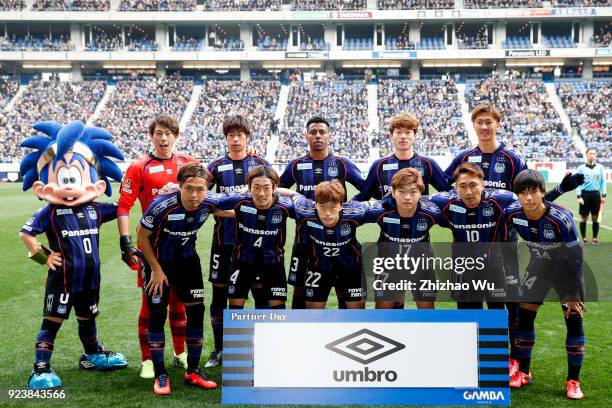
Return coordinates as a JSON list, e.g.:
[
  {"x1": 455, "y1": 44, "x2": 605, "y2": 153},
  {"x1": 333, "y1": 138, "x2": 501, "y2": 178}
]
[{"x1": 136, "y1": 163, "x2": 219, "y2": 395}]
